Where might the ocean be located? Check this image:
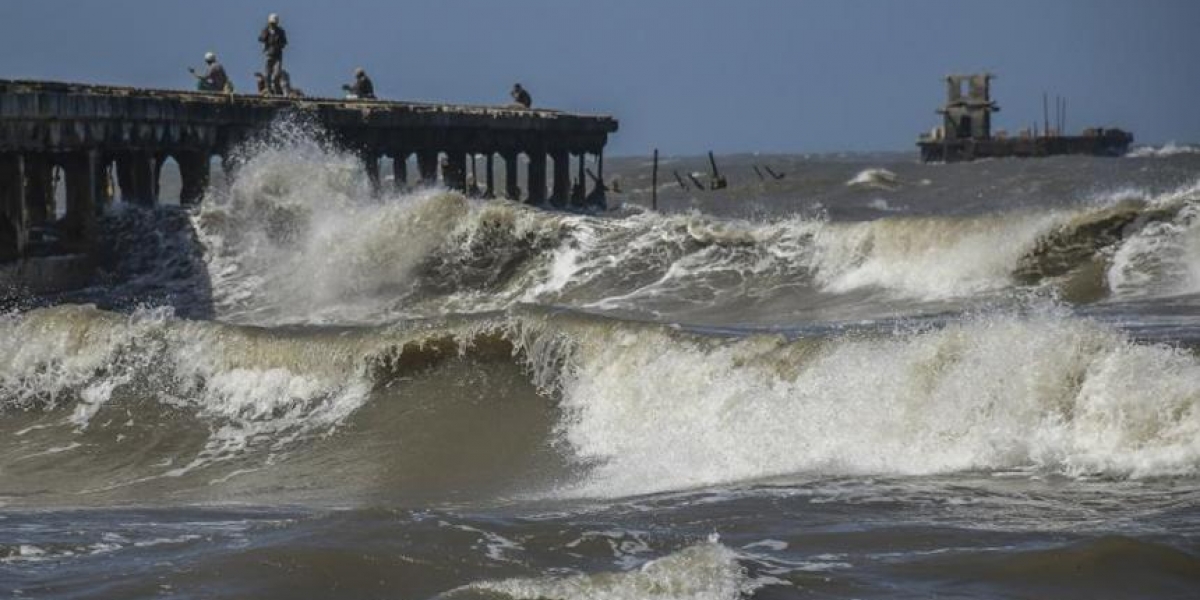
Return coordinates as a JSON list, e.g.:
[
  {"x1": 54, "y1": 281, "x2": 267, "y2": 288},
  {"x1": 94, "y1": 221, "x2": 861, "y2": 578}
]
[{"x1": 2, "y1": 129, "x2": 1199, "y2": 599}]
